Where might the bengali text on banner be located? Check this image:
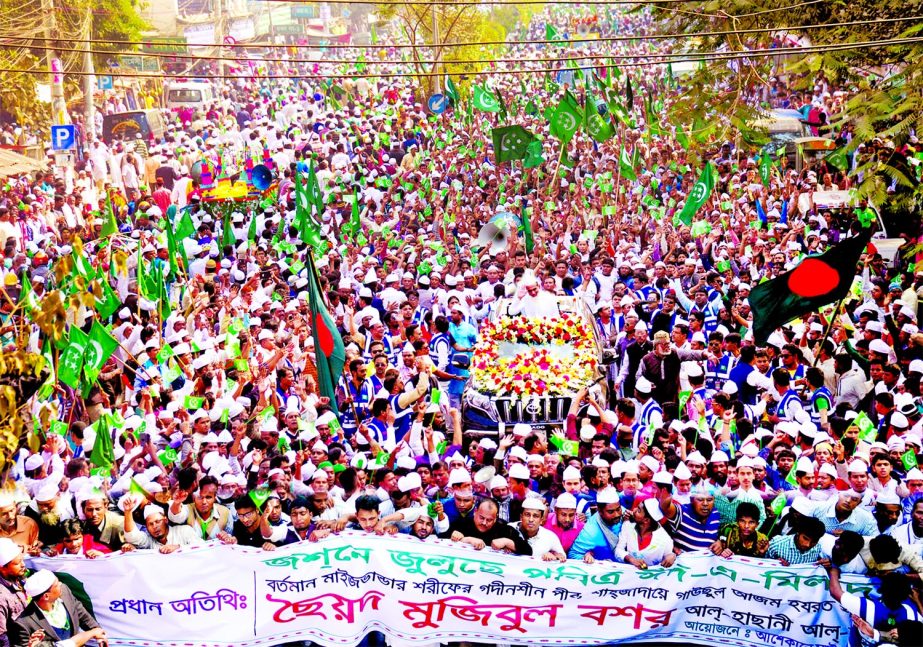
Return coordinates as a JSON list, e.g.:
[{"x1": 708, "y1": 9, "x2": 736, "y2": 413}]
[{"x1": 30, "y1": 532, "x2": 873, "y2": 647}]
